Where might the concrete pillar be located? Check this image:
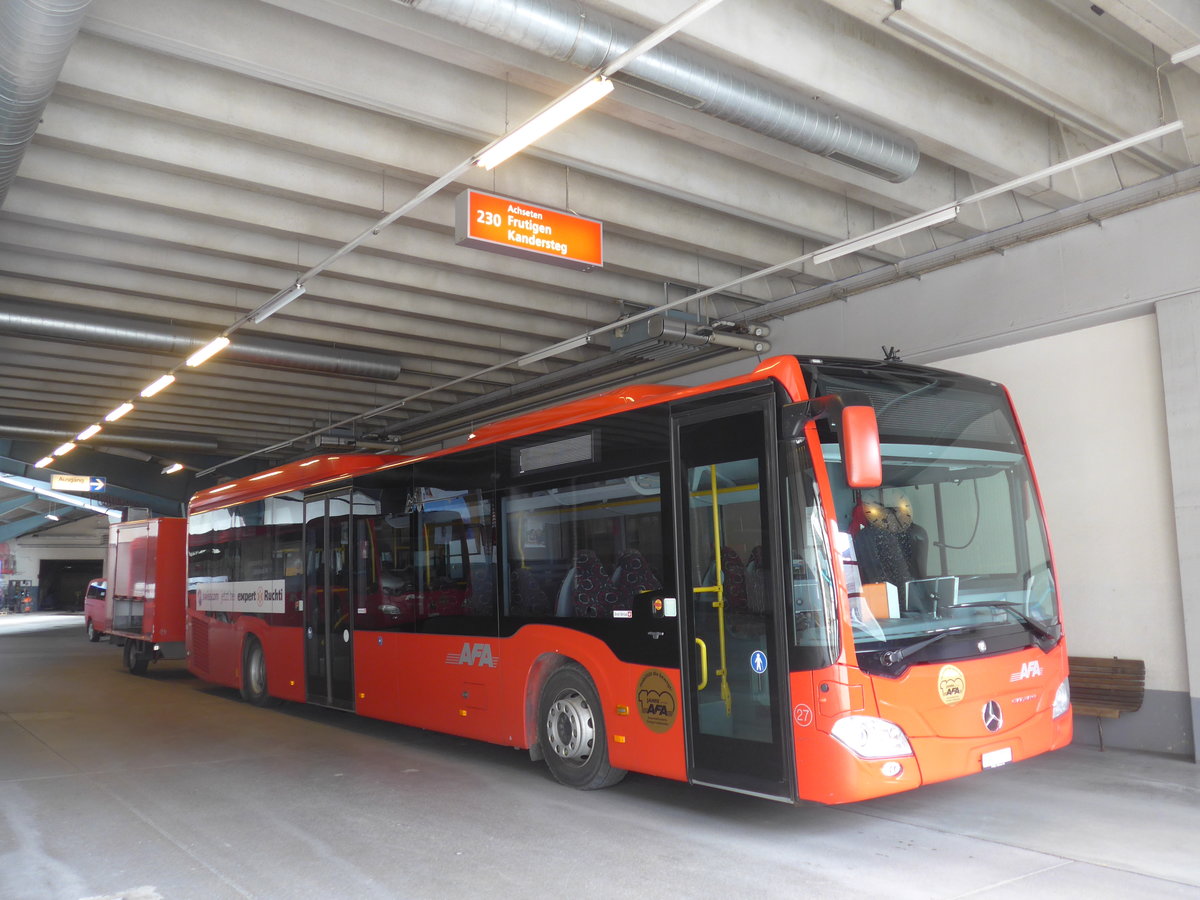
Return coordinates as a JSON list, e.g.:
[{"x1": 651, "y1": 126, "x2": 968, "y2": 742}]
[{"x1": 1155, "y1": 293, "x2": 1200, "y2": 763}]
